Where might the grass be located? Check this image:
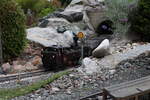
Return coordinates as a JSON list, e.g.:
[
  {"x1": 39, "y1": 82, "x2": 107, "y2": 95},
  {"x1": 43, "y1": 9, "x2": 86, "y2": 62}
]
[{"x1": 0, "y1": 70, "x2": 71, "y2": 100}]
